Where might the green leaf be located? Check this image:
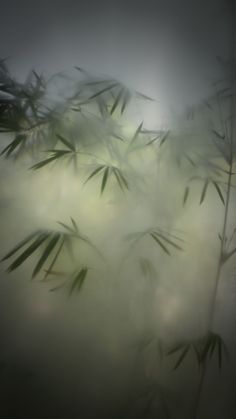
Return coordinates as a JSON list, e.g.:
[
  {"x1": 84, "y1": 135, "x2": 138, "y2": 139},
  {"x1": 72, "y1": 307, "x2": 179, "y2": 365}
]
[
  {"x1": 69, "y1": 268, "x2": 88, "y2": 294},
  {"x1": 32, "y1": 233, "x2": 61, "y2": 278},
  {"x1": 84, "y1": 165, "x2": 105, "y2": 184},
  {"x1": 173, "y1": 345, "x2": 190, "y2": 370},
  {"x1": 183, "y1": 186, "x2": 189, "y2": 205},
  {"x1": 222, "y1": 247, "x2": 236, "y2": 264},
  {"x1": 1, "y1": 134, "x2": 27, "y2": 157},
  {"x1": 101, "y1": 166, "x2": 110, "y2": 194},
  {"x1": 154, "y1": 232, "x2": 183, "y2": 251},
  {"x1": 88, "y1": 83, "x2": 118, "y2": 100},
  {"x1": 56, "y1": 134, "x2": 75, "y2": 151},
  {"x1": 44, "y1": 237, "x2": 65, "y2": 279},
  {"x1": 150, "y1": 233, "x2": 170, "y2": 255},
  {"x1": 130, "y1": 122, "x2": 143, "y2": 145},
  {"x1": 6, "y1": 233, "x2": 50, "y2": 272},
  {"x1": 159, "y1": 131, "x2": 170, "y2": 146},
  {"x1": 212, "y1": 181, "x2": 225, "y2": 205},
  {"x1": 1, "y1": 231, "x2": 40, "y2": 261},
  {"x1": 200, "y1": 180, "x2": 209, "y2": 204},
  {"x1": 121, "y1": 89, "x2": 131, "y2": 114},
  {"x1": 110, "y1": 88, "x2": 124, "y2": 115}
]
